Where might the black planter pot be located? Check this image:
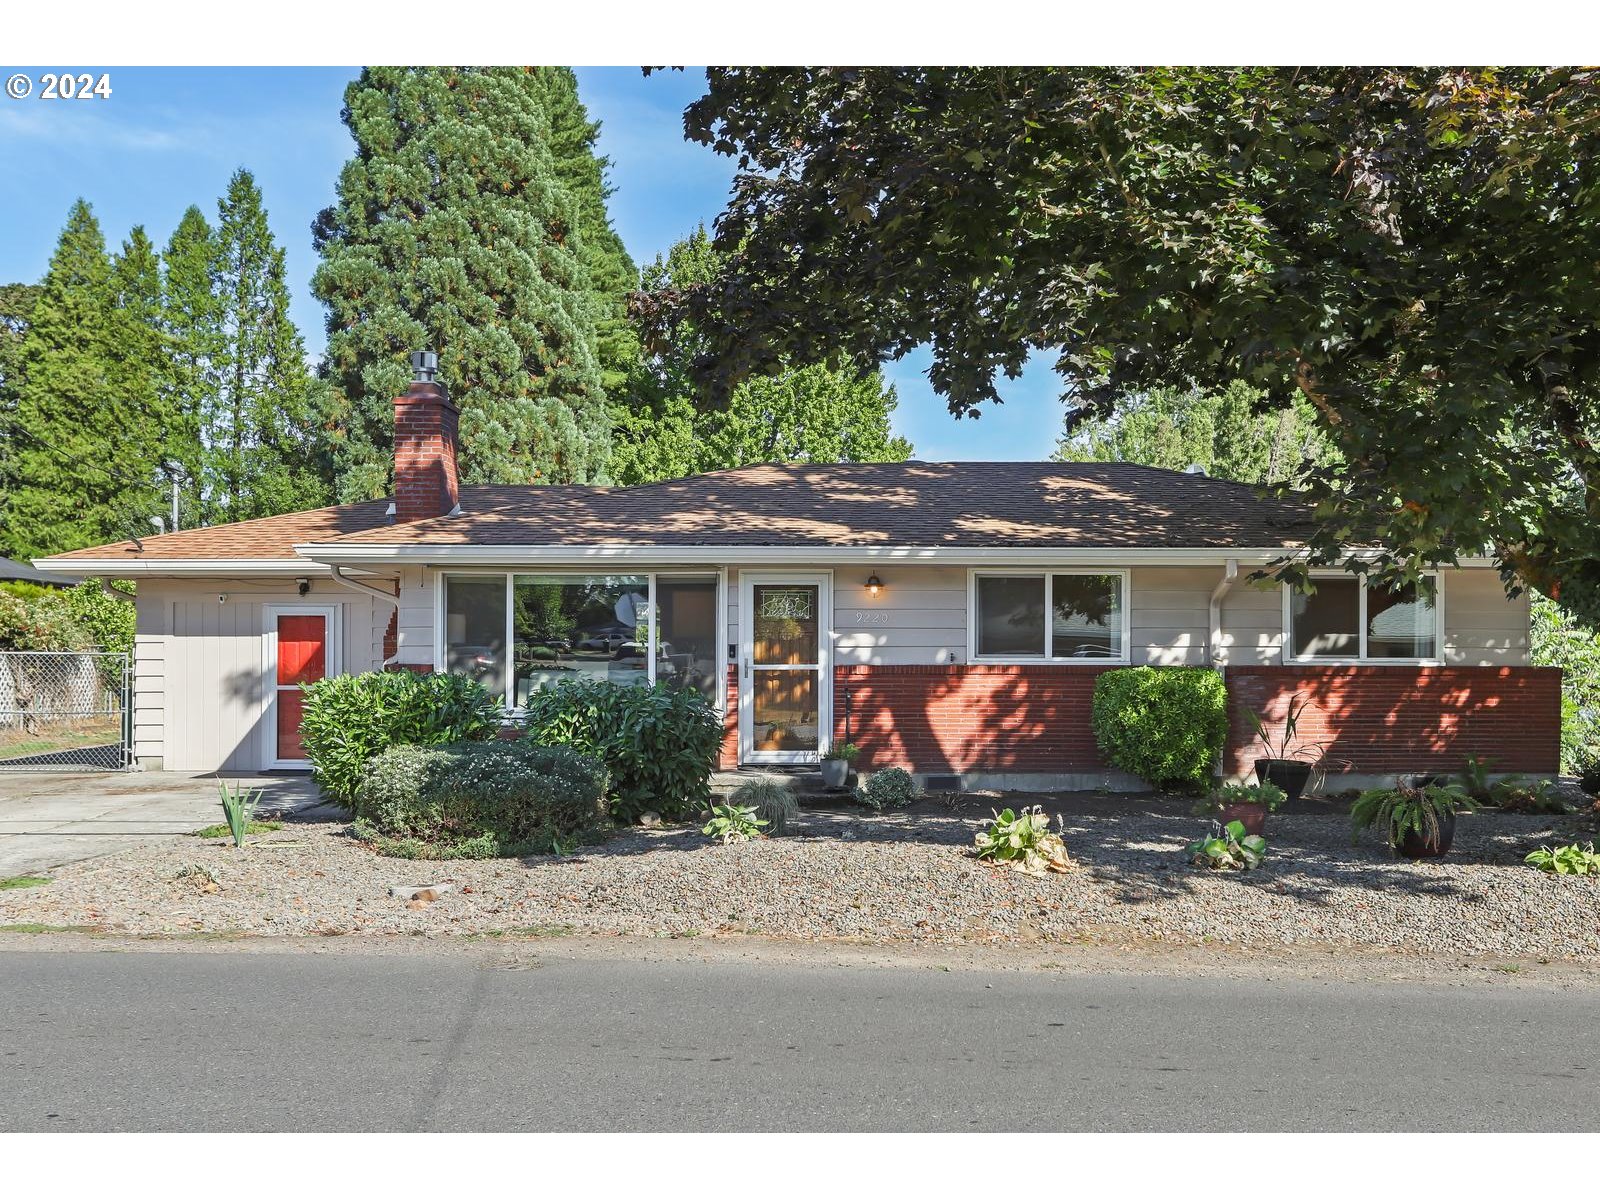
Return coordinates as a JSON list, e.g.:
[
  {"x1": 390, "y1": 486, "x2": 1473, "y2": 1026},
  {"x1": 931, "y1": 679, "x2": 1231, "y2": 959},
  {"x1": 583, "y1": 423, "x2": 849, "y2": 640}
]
[
  {"x1": 1254, "y1": 758, "x2": 1312, "y2": 802},
  {"x1": 1396, "y1": 809, "x2": 1456, "y2": 859}
]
